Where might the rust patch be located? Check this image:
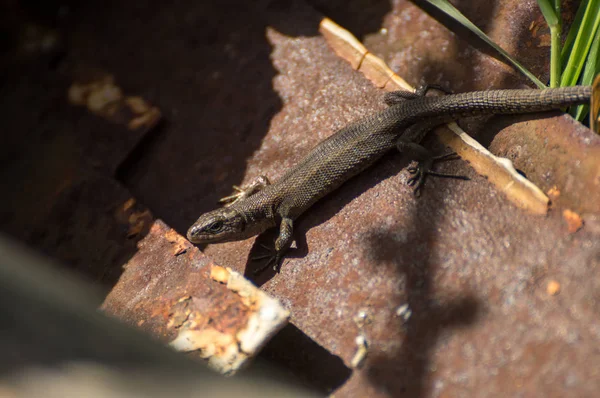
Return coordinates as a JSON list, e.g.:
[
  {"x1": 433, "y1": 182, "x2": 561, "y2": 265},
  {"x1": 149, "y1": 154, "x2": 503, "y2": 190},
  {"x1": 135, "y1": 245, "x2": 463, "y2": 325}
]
[
  {"x1": 164, "y1": 228, "x2": 191, "y2": 256},
  {"x1": 563, "y1": 209, "x2": 584, "y2": 233},
  {"x1": 546, "y1": 280, "x2": 561, "y2": 296},
  {"x1": 547, "y1": 185, "x2": 561, "y2": 201},
  {"x1": 102, "y1": 222, "x2": 288, "y2": 375},
  {"x1": 170, "y1": 265, "x2": 290, "y2": 373}
]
